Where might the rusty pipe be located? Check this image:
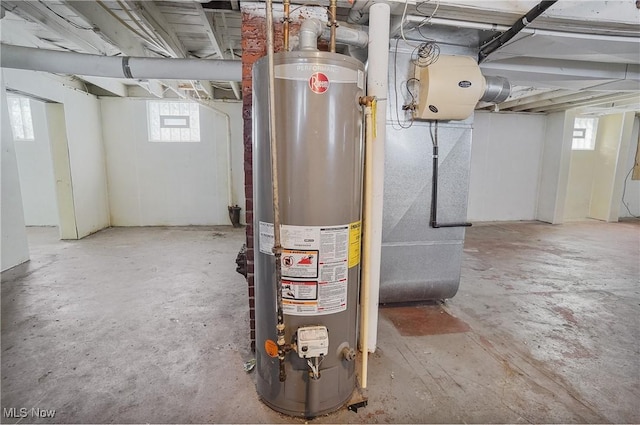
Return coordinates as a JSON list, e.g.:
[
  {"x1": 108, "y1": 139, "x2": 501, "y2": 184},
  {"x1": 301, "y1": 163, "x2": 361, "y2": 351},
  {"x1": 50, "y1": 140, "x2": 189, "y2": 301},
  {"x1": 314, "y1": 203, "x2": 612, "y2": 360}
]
[
  {"x1": 329, "y1": 0, "x2": 337, "y2": 52},
  {"x1": 265, "y1": 0, "x2": 286, "y2": 383},
  {"x1": 283, "y1": 0, "x2": 291, "y2": 51}
]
